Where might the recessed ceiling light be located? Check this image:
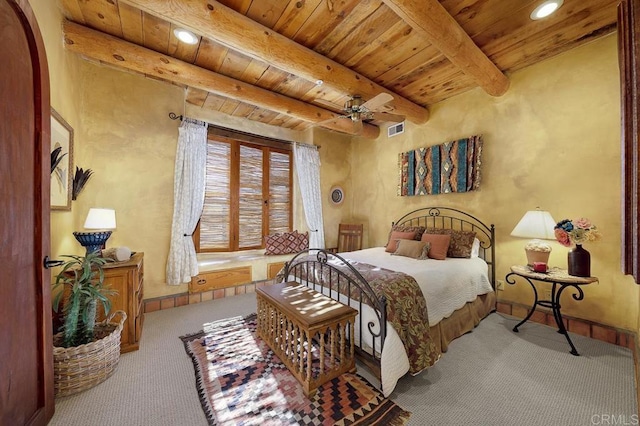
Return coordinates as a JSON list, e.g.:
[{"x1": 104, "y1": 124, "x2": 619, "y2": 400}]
[
  {"x1": 315, "y1": 79, "x2": 324, "y2": 86},
  {"x1": 530, "y1": 0, "x2": 563, "y2": 20},
  {"x1": 173, "y1": 28, "x2": 198, "y2": 45}
]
